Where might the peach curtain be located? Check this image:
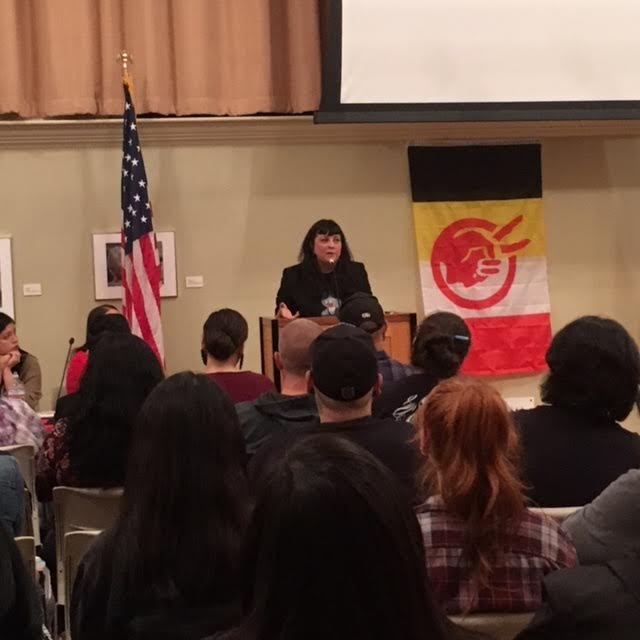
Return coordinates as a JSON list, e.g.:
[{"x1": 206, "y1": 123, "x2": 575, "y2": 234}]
[{"x1": 0, "y1": 0, "x2": 321, "y2": 118}]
